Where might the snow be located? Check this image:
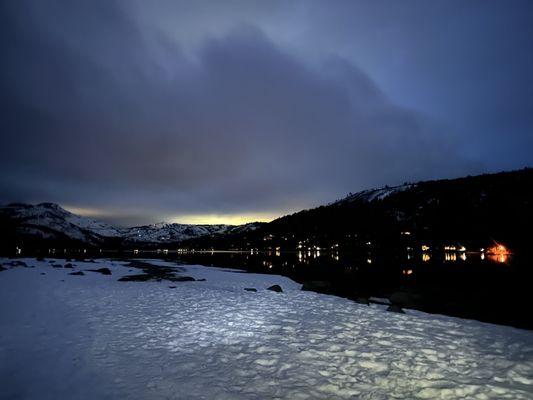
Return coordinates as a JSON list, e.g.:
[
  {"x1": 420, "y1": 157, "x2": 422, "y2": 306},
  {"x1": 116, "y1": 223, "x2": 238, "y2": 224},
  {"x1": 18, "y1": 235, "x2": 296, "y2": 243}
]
[
  {"x1": 0, "y1": 203, "x2": 123, "y2": 242},
  {"x1": 0, "y1": 203, "x2": 261, "y2": 244},
  {"x1": 339, "y1": 184, "x2": 415, "y2": 204},
  {"x1": 120, "y1": 223, "x2": 235, "y2": 243},
  {"x1": 1, "y1": 258, "x2": 533, "y2": 399}
]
